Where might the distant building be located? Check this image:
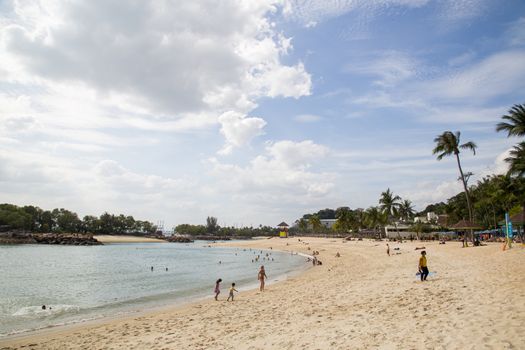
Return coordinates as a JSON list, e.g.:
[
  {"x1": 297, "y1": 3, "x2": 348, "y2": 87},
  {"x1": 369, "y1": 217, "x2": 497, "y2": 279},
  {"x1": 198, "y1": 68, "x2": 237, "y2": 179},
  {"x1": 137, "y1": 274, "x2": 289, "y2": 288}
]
[
  {"x1": 320, "y1": 219, "x2": 337, "y2": 229},
  {"x1": 414, "y1": 212, "x2": 439, "y2": 224}
]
